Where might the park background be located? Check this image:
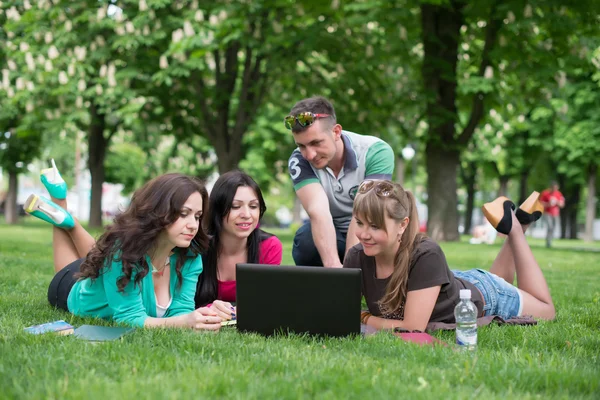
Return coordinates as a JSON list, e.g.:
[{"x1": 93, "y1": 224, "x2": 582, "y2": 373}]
[
  {"x1": 0, "y1": 1, "x2": 599, "y2": 399},
  {"x1": 1, "y1": 0, "x2": 599, "y2": 242}
]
